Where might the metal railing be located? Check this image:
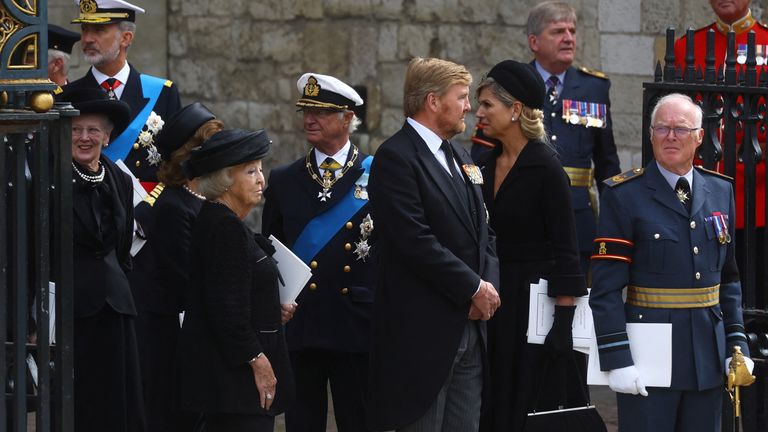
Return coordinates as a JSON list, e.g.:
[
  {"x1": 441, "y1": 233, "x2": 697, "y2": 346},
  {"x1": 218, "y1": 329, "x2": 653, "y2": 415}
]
[{"x1": 1, "y1": 1, "x2": 75, "y2": 430}]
